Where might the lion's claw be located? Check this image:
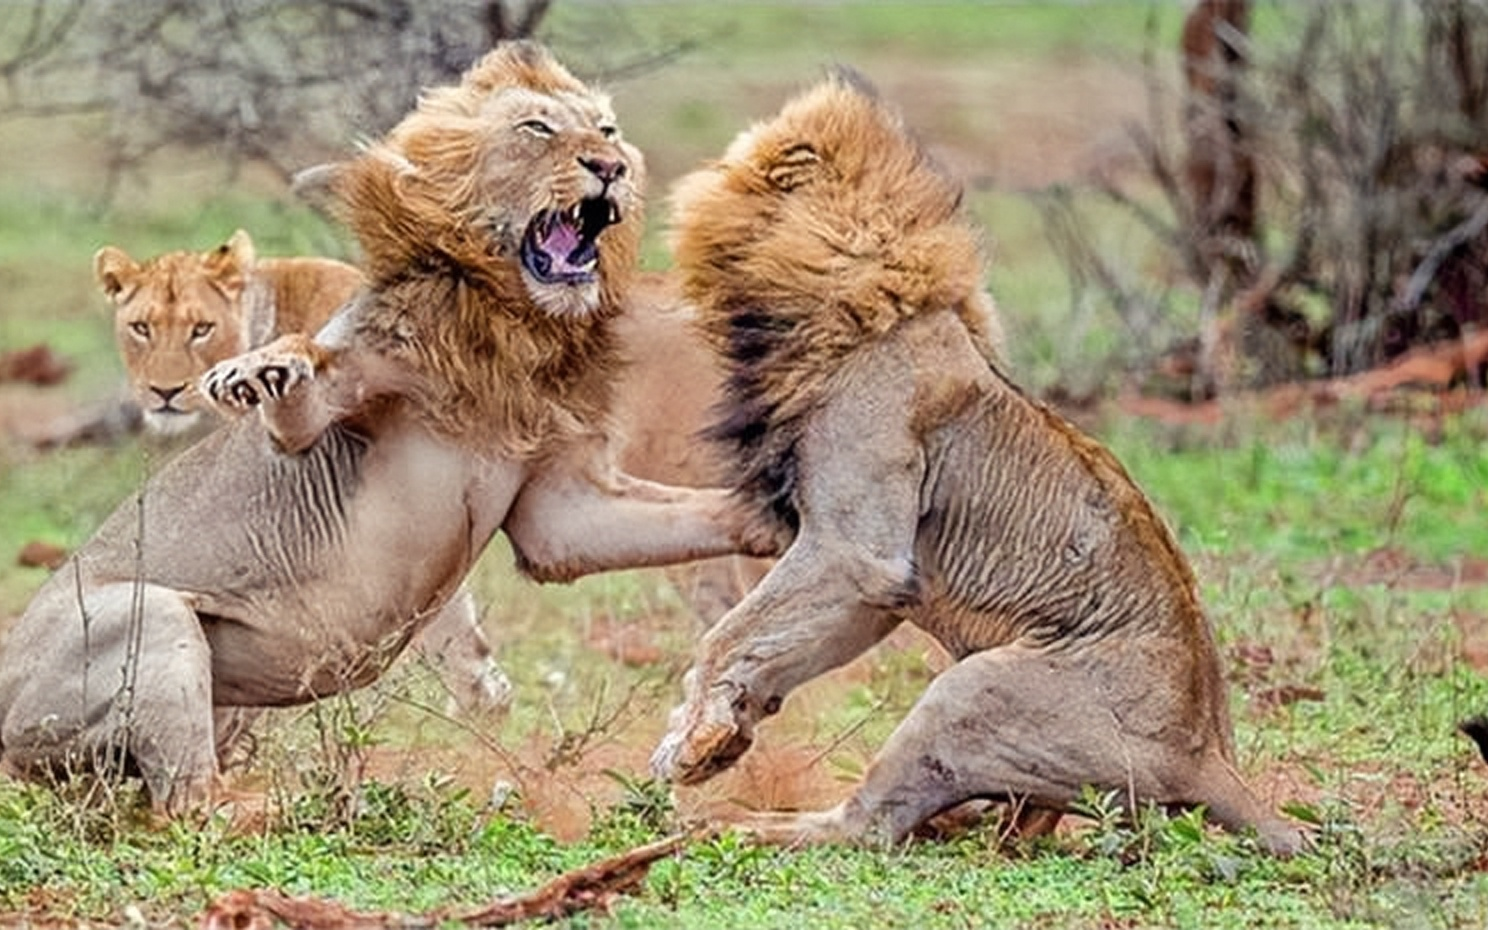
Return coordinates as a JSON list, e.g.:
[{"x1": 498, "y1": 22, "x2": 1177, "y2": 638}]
[
  {"x1": 652, "y1": 680, "x2": 755, "y2": 785},
  {"x1": 202, "y1": 352, "x2": 314, "y2": 415}
]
